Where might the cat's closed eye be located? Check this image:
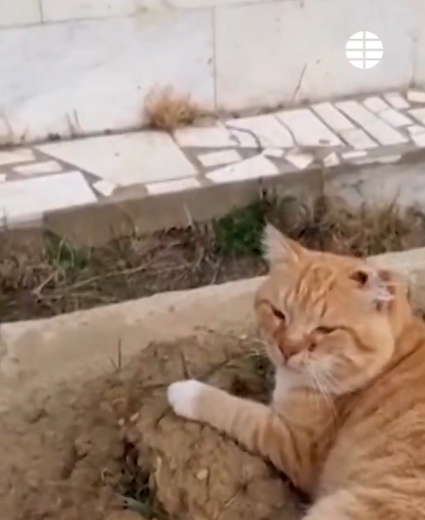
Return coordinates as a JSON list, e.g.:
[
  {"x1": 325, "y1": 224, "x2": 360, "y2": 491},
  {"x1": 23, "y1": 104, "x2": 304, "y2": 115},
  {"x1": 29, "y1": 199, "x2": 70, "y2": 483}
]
[
  {"x1": 315, "y1": 326, "x2": 336, "y2": 334},
  {"x1": 271, "y1": 307, "x2": 286, "y2": 322}
]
